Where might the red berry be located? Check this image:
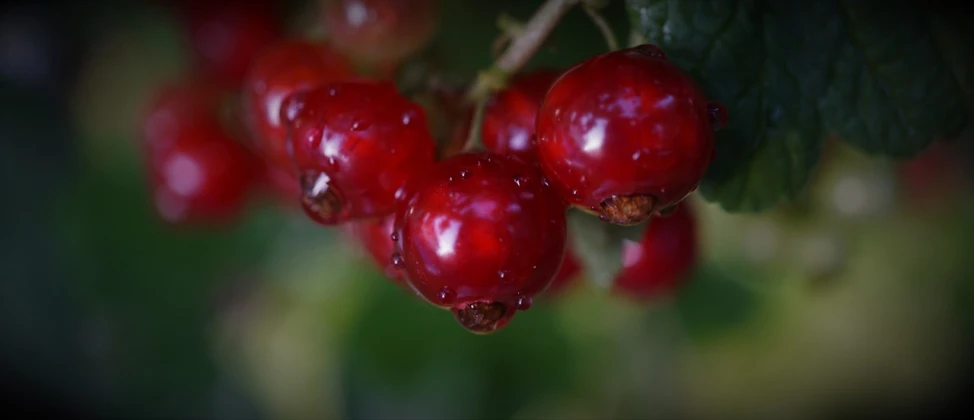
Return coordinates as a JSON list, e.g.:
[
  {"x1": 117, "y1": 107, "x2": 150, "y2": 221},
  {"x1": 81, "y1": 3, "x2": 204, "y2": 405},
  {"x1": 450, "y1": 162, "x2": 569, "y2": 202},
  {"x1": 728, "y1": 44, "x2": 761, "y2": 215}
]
[
  {"x1": 176, "y1": 0, "x2": 282, "y2": 86},
  {"x1": 322, "y1": 0, "x2": 438, "y2": 65},
  {"x1": 349, "y1": 213, "x2": 403, "y2": 283},
  {"x1": 287, "y1": 81, "x2": 436, "y2": 225},
  {"x1": 142, "y1": 79, "x2": 222, "y2": 155},
  {"x1": 392, "y1": 152, "x2": 567, "y2": 334},
  {"x1": 147, "y1": 120, "x2": 260, "y2": 224},
  {"x1": 537, "y1": 44, "x2": 721, "y2": 225},
  {"x1": 482, "y1": 69, "x2": 561, "y2": 163},
  {"x1": 613, "y1": 202, "x2": 698, "y2": 299},
  {"x1": 260, "y1": 163, "x2": 302, "y2": 208},
  {"x1": 243, "y1": 40, "x2": 353, "y2": 174},
  {"x1": 543, "y1": 246, "x2": 582, "y2": 297}
]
